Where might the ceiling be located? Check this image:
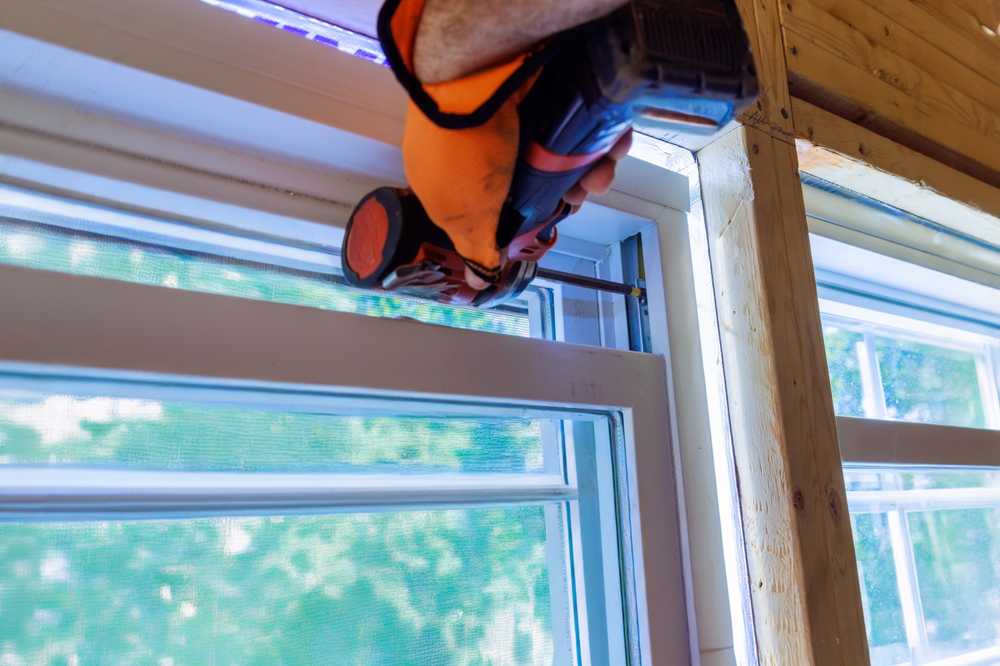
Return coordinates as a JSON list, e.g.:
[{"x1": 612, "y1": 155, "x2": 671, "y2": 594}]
[{"x1": 273, "y1": 0, "x2": 381, "y2": 37}]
